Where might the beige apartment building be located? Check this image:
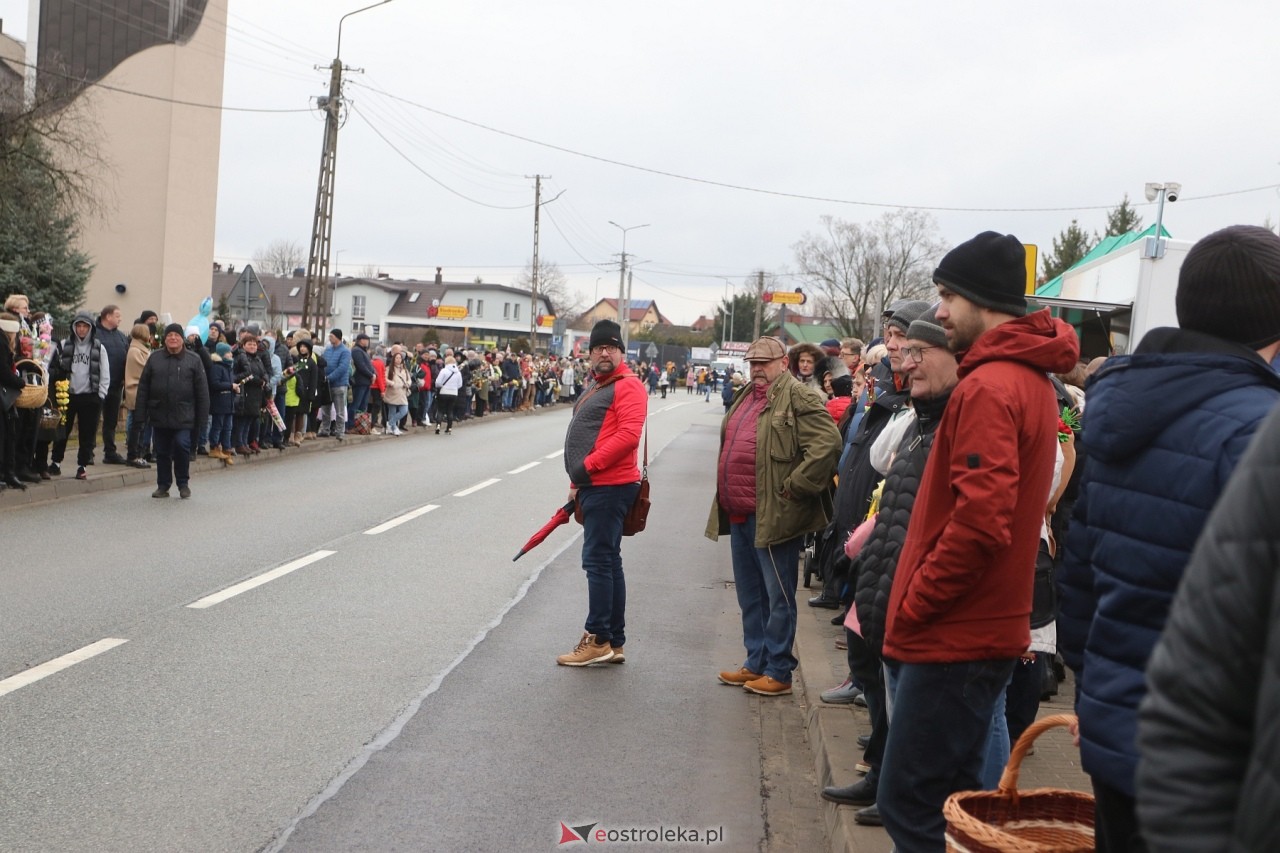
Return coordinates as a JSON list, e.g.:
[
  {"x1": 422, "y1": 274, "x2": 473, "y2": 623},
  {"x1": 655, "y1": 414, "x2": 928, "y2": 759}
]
[{"x1": 25, "y1": 0, "x2": 226, "y2": 322}]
